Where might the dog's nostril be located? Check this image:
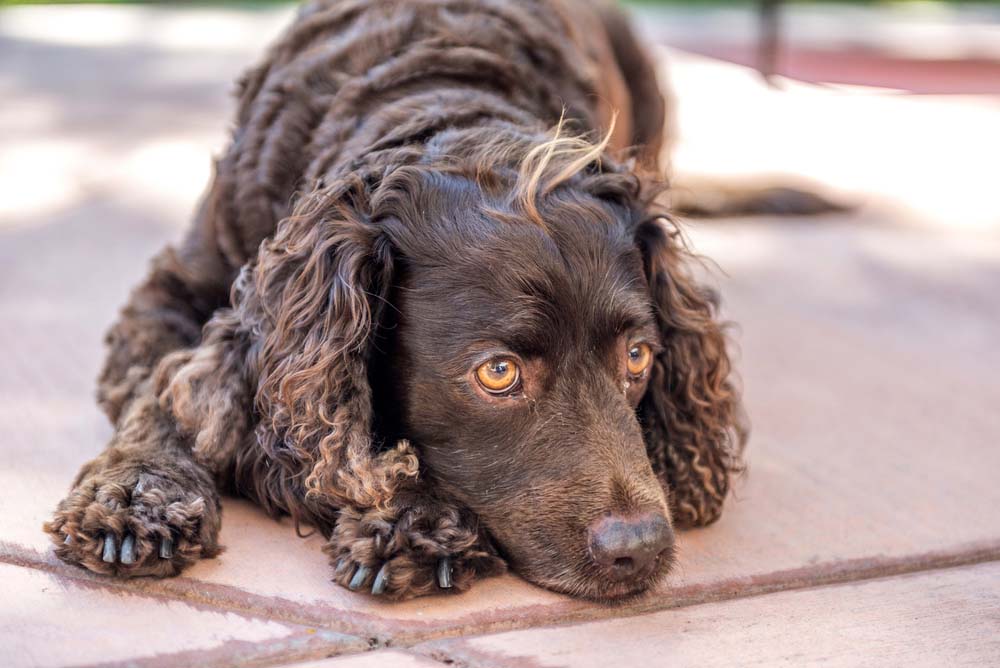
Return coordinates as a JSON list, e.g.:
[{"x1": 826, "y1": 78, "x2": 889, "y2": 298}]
[{"x1": 588, "y1": 511, "x2": 674, "y2": 581}]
